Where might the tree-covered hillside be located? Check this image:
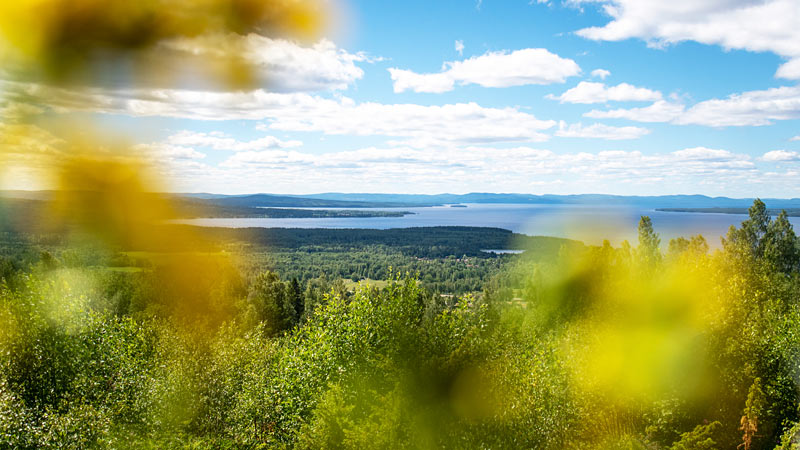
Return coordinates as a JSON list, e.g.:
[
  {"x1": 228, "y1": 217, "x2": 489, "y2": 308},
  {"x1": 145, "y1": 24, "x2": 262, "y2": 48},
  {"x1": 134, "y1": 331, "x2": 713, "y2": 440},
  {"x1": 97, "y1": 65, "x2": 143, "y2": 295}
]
[{"x1": 1, "y1": 200, "x2": 800, "y2": 448}]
